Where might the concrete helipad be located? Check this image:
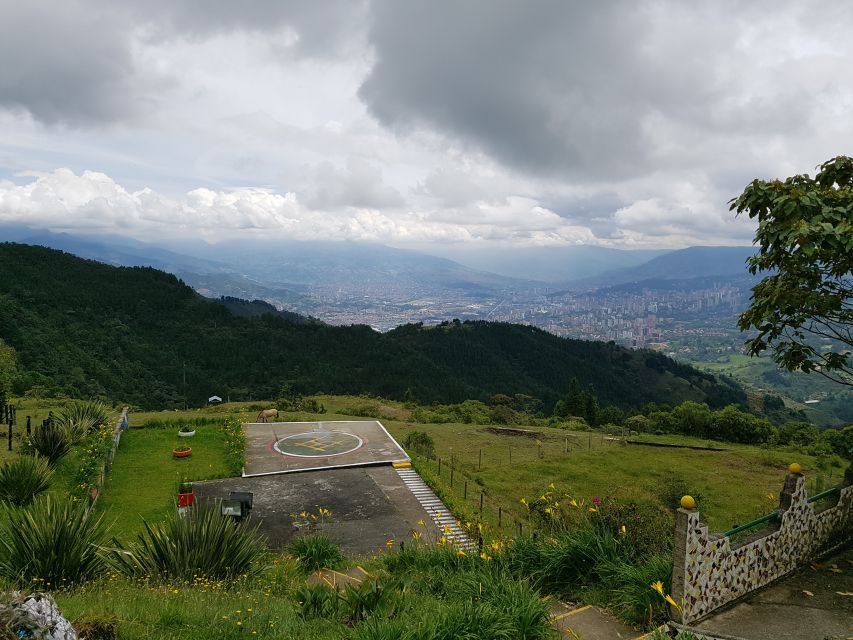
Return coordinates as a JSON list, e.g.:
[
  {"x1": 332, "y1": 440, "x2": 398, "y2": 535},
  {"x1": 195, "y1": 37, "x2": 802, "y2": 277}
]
[{"x1": 242, "y1": 420, "x2": 409, "y2": 477}]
